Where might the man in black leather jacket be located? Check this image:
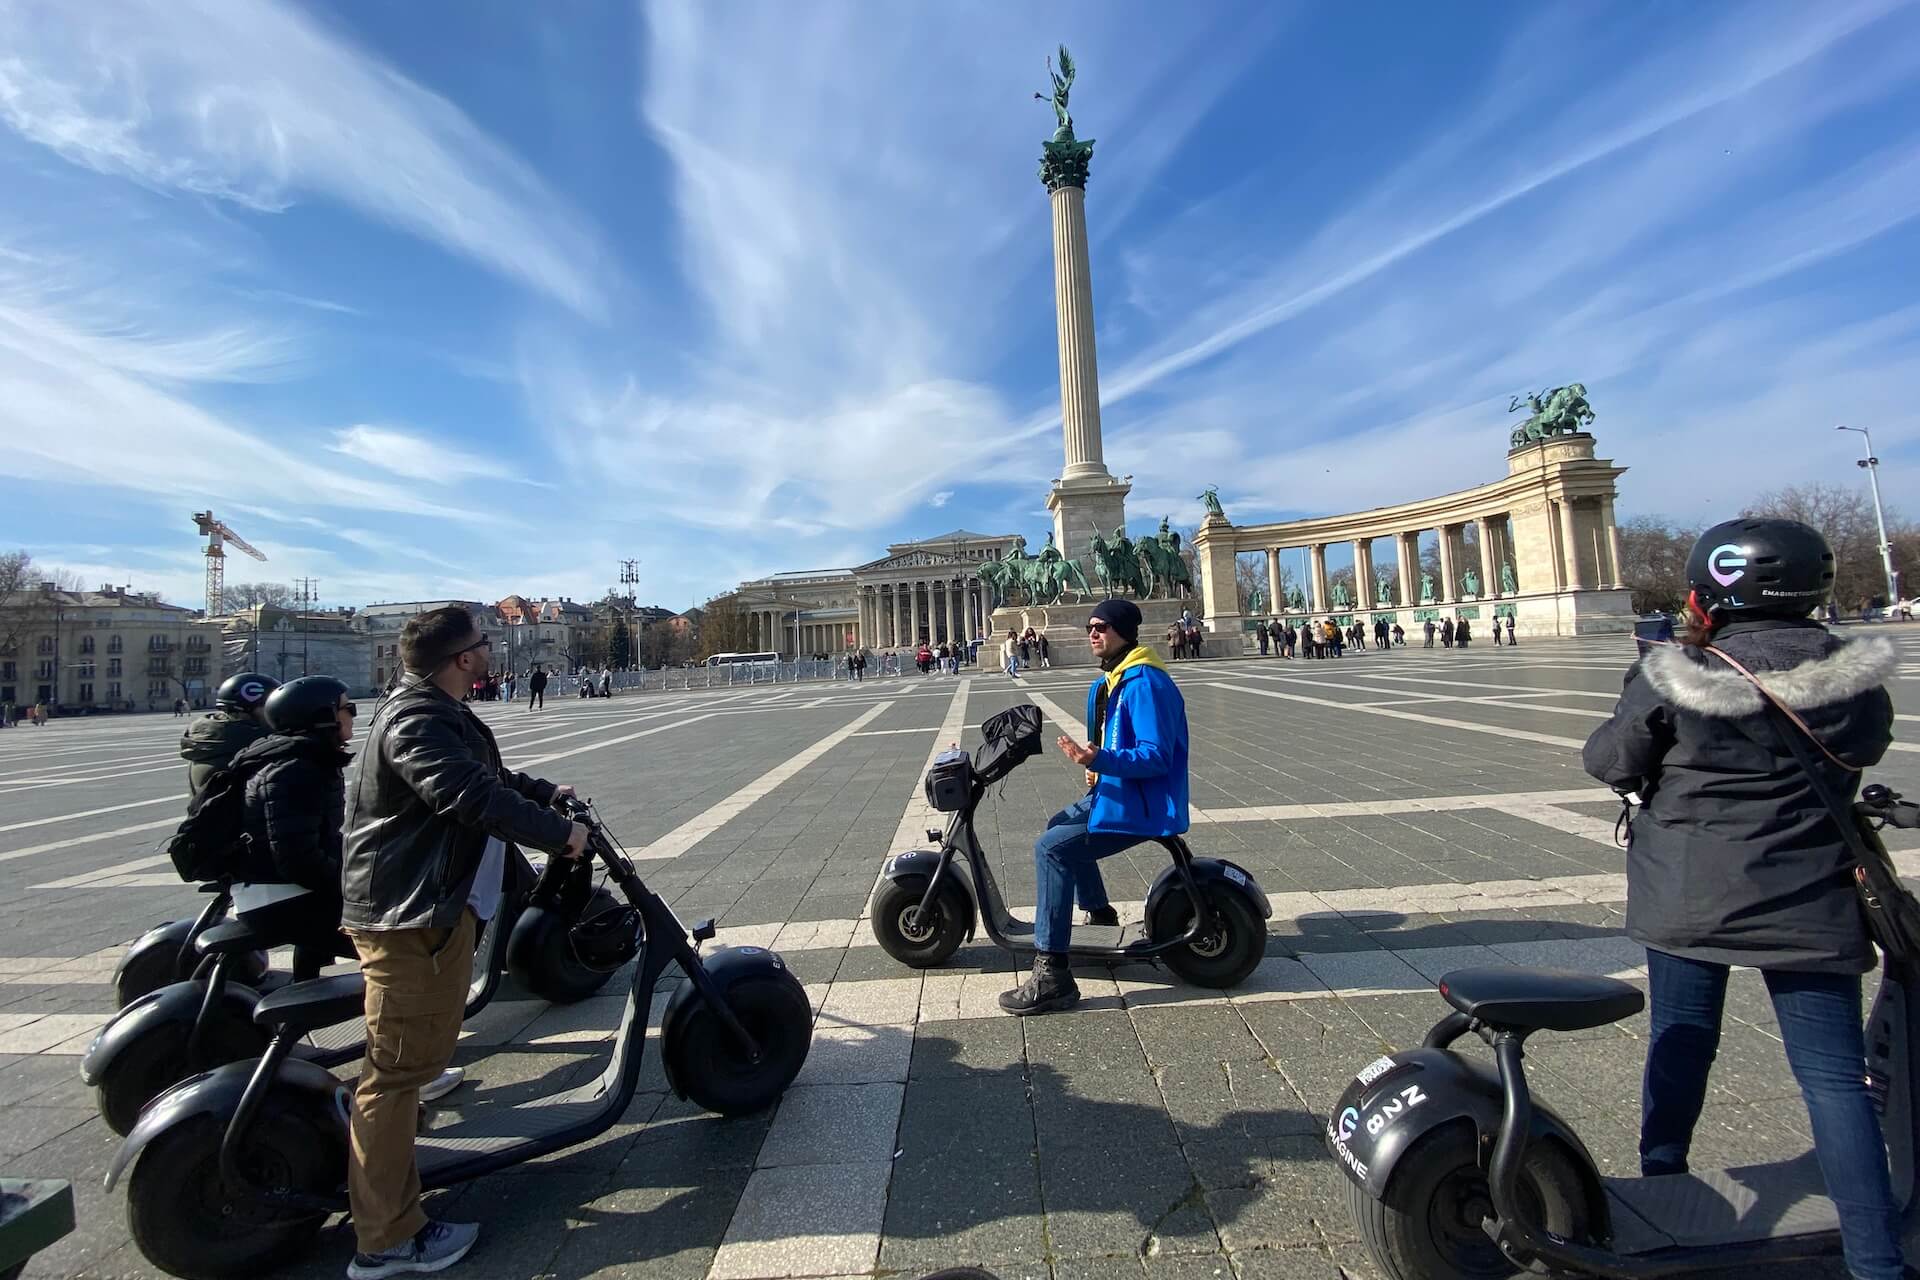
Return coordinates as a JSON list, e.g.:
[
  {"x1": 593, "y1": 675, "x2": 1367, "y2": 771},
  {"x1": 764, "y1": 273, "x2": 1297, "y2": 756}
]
[{"x1": 338, "y1": 606, "x2": 586, "y2": 1280}]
